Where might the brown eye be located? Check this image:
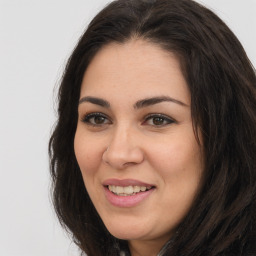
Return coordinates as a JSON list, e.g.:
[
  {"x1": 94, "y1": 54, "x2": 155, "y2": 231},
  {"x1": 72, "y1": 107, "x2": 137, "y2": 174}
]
[
  {"x1": 144, "y1": 114, "x2": 175, "y2": 127},
  {"x1": 152, "y1": 117, "x2": 165, "y2": 125},
  {"x1": 94, "y1": 115, "x2": 106, "y2": 124},
  {"x1": 82, "y1": 113, "x2": 111, "y2": 126}
]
